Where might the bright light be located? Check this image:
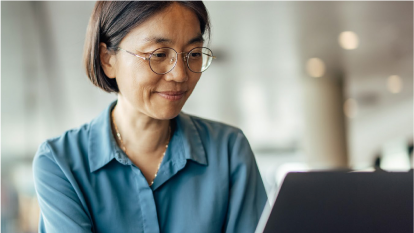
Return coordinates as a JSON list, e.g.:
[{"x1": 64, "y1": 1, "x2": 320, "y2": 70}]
[
  {"x1": 306, "y1": 58, "x2": 325, "y2": 78},
  {"x1": 343, "y1": 98, "x2": 358, "y2": 118},
  {"x1": 338, "y1": 31, "x2": 359, "y2": 50},
  {"x1": 387, "y1": 75, "x2": 402, "y2": 94},
  {"x1": 239, "y1": 81, "x2": 270, "y2": 143},
  {"x1": 381, "y1": 139, "x2": 411, "y2": 171}
]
